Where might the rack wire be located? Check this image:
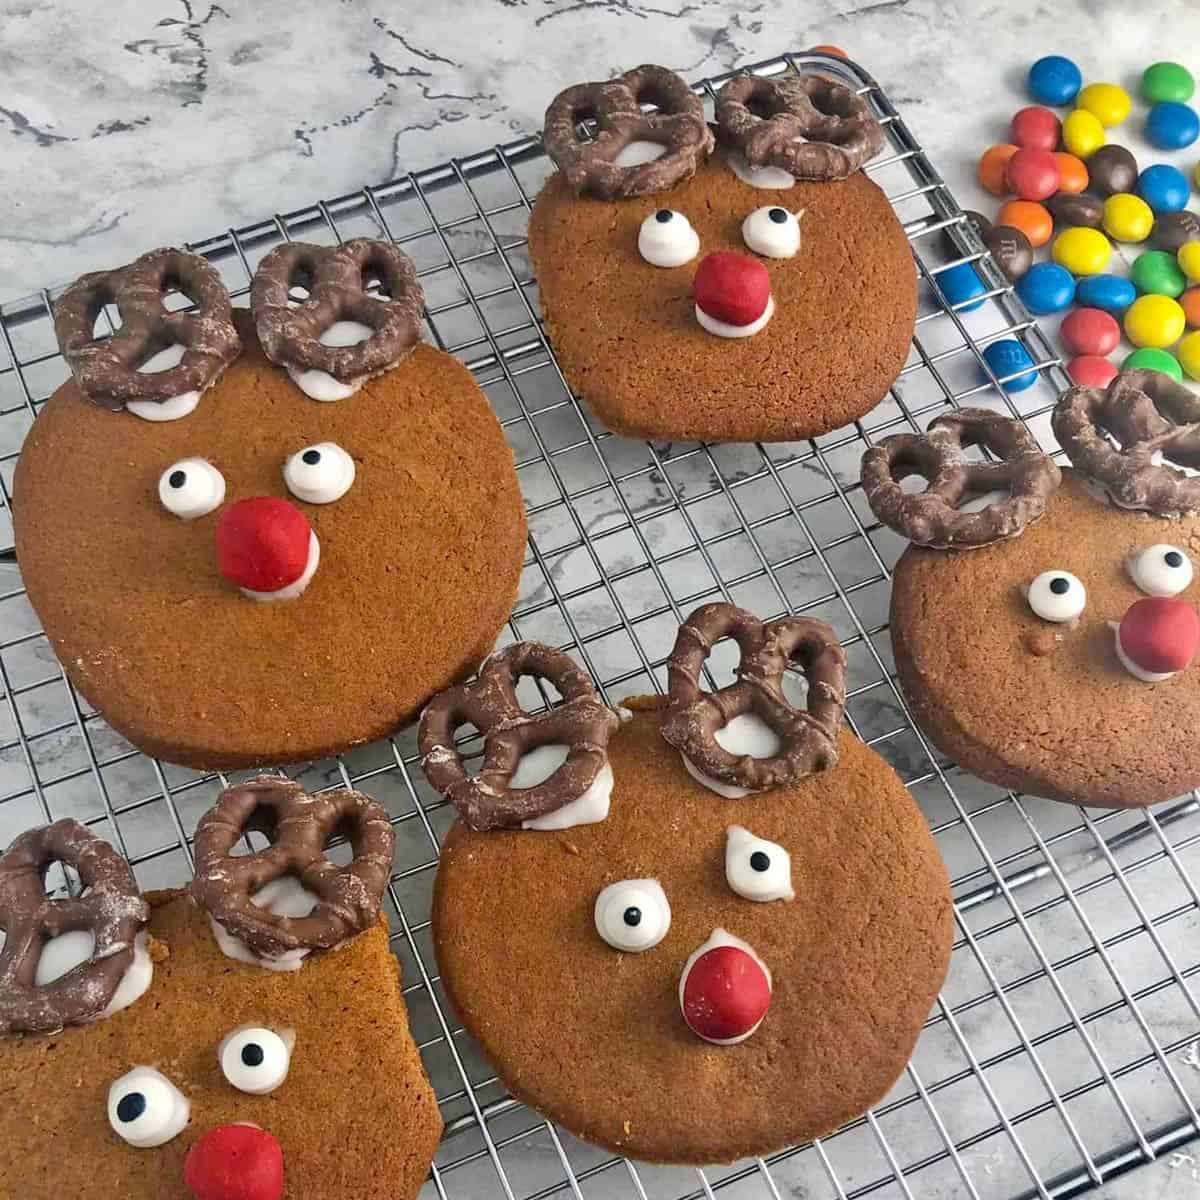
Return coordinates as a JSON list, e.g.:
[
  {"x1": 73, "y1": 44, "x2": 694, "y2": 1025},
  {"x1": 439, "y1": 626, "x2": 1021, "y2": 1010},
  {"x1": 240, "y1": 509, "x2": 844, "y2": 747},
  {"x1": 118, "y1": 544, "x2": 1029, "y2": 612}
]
[{"x1": 1, "y1": 47, "x2": 1199, "y2": 1200}]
